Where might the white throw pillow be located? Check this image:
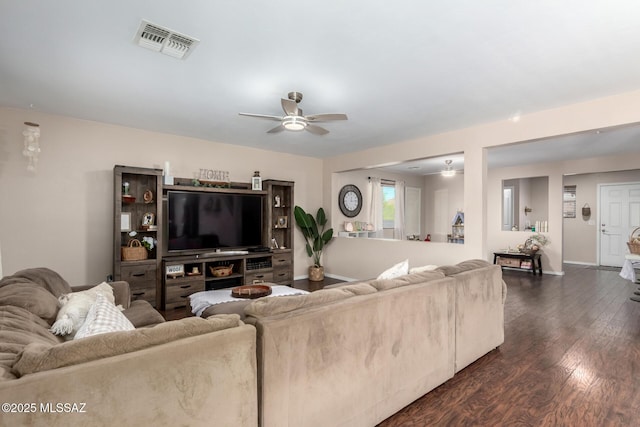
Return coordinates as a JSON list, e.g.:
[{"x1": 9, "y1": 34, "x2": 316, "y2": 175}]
[
  {"x1": 409, "y1": 264, "x2": 439, "y2": 274},
  {"x1": 75, "y1": 293, "x2": 134, "y2": 339},
  {"x1": 50, "y1": 282, "x2": 115, "y2": 339},
  {"x1": 377, "y1": 259, "x2": 409, "y2": 280}
]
